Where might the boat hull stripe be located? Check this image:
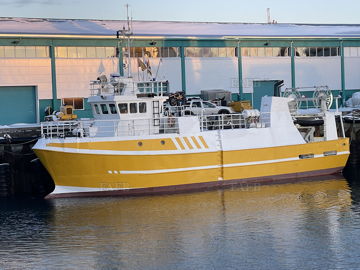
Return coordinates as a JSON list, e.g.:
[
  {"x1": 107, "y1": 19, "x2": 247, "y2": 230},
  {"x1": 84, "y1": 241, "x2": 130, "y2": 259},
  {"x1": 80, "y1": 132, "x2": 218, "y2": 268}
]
[
  {"x1": 199, "y1": 136, "x2": 209, "y2": 148},
  {"x1": 171, "y1": 138, "x2": 181, "y2": 150},
  {"x1": 119, "y1": 151, "x2": 350, "y2": 175},
  {"x1": 191, "y1": 136, "x2": 202, "y2": 149},
  {"x1": 175, "y1": 137, "x2": 185, "y2": 150},
  {"x1": 183, "y1": 137, "x2": 194, "y2": 149}
]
